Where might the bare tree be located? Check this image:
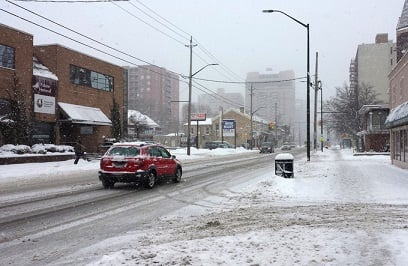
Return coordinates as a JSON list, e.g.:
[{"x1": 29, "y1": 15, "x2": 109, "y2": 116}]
[{"x1": 325, "y1": 83, "x2": 379, "y2": 137}]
